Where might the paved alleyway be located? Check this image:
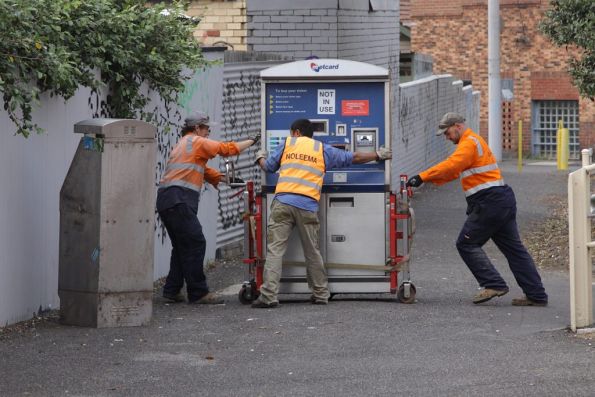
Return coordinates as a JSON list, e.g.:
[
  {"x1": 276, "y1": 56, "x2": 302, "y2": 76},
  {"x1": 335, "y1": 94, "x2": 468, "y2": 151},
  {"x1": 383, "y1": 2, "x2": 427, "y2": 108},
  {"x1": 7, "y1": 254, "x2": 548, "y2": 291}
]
[{"x1": 1, "y1": 160, "x2": 594, "y2": 397}]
